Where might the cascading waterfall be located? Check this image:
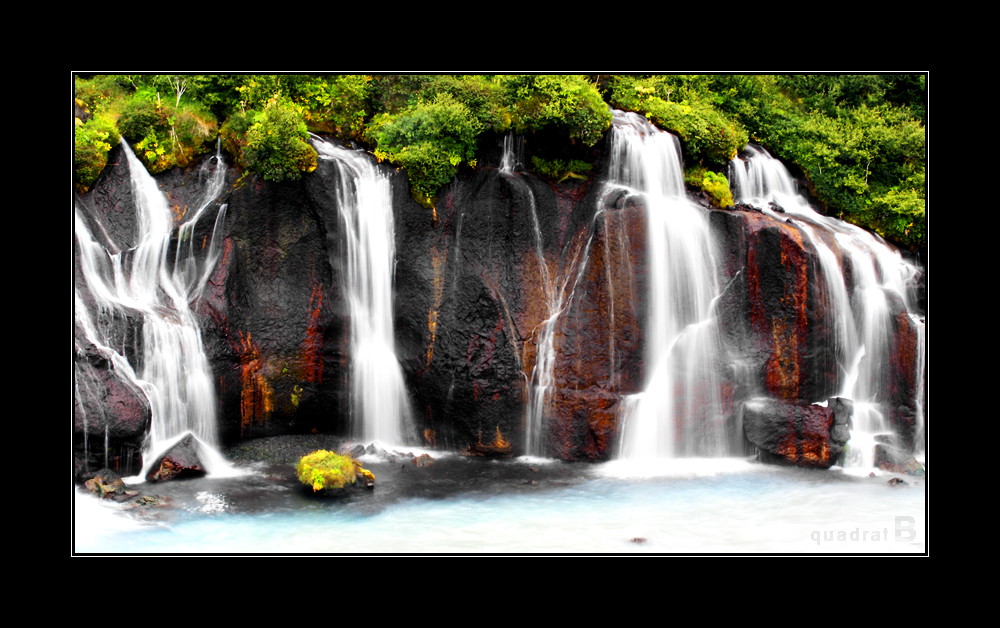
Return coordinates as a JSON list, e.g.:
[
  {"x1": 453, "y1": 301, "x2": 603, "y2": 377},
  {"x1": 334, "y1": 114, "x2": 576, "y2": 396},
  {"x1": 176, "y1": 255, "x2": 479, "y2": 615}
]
[
  {"x1": 312, "y1": 138, "x2": 412, "y2": 447},
  {"x1": 611, "y1": 111, "x2": 728, "y2": 460},
  {"x1": 497, "y1": 132, "x2": 558, "y2": 456},
  {"x1": 75, "y1": 139, "x2": 229, "y2": 475},
  {"x1": 729, "y1": 145, "x2": 925, "y2": 464}
]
